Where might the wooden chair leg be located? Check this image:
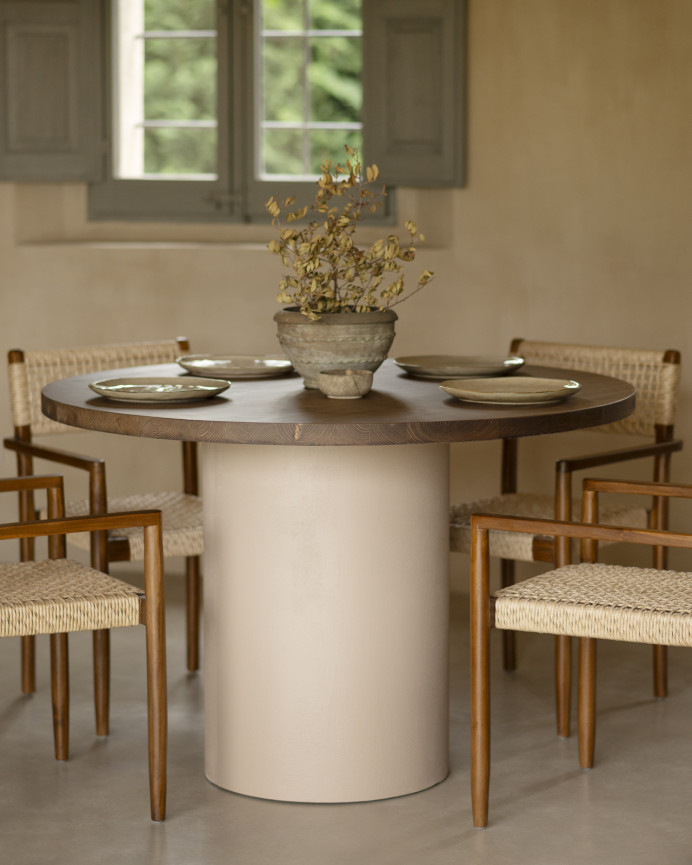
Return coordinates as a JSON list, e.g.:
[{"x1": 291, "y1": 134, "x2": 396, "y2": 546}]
[
  {"x1": 471, "y1": 636, "x2": 490, "y2": 828},
  {"x1": 145, "y1": 534, "x2": 168, "y2": 822},
  {"x1": 185, "y1": 555, "x2": 201, "y2": 672},
  {"x1": 653, "y1": 645, "x2": 667, "y2": 698},
  {"x1": 93, "y1": 629, "x2": 110, "y2": 736},
  {"x1": 650, "y1": 487, "x2": 669, "y2": 699},
  {"x1": 578, "y1": 637, "x2": 597, "y2": 769},
  {"x1": 21, "y1": 635, "x2": 36, "y2": 694},
  {"x1": 555, "y1": 635, "x2": 572, "y2": 738},
  {"x1": 18, "y1": 488, "x2": 37, "y2": 695},
  {"x1": 471, "y1": 531, "x2": 491, "y2": 828},
  {"x1": 50, "y1": 633, "x2": 69, "y2": 760},
  {"x1": 500, "y1": 559, "x2": 516, "y2": 671},
  {"x1": 470, "y1": 627, "x2": 491, "y2": 826},
  {"x1": 146, "y1": 628, "x2": 168, "y2": 821}
]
